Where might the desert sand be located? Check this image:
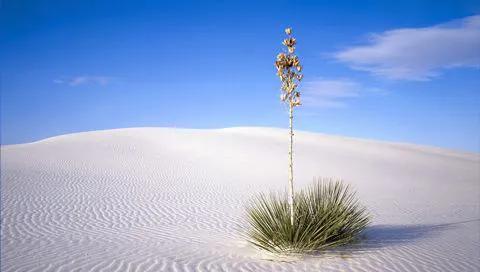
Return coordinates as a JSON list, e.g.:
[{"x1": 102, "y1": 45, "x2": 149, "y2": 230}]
[{"x1": 1, "y1": 127, "x2": 479, "y2": 271}]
